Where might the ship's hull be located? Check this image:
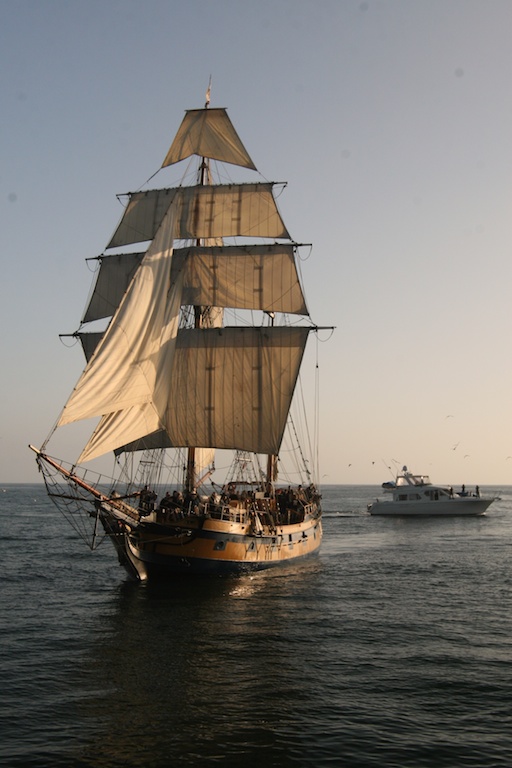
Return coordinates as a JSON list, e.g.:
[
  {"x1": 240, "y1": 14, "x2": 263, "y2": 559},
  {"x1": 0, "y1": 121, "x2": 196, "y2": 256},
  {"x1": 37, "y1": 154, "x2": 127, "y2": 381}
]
[
  {"x1": 368, "y1": 498, "x2": 493, "y2": 516},
  {"x1": 101, "y1": 509, "x2": 322, "y2": 581}
]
